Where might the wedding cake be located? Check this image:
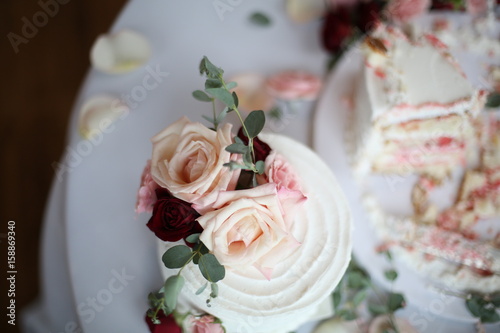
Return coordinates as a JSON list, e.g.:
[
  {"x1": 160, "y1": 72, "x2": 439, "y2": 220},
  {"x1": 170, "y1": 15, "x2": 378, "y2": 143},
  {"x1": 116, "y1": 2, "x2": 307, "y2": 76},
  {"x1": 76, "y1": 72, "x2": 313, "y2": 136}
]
[{"x1": 136, "y1": 57, "x2": 352, "y2": 333}]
